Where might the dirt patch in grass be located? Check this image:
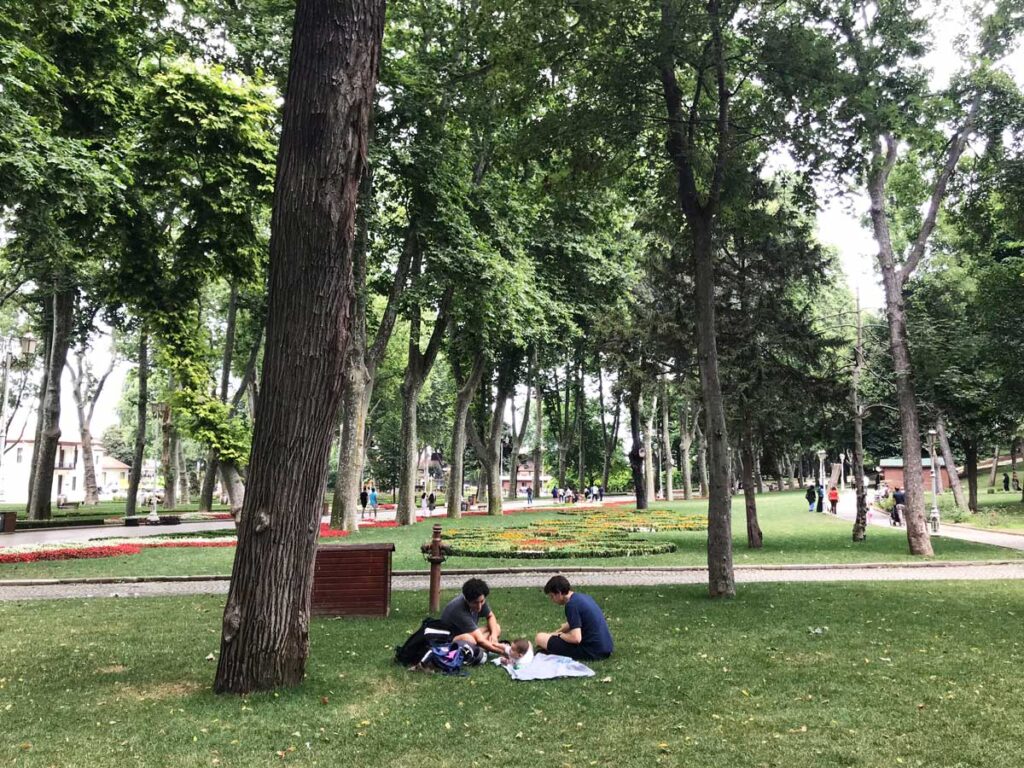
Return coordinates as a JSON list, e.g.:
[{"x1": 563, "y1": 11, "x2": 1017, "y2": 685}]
[
  {"x1": 343, "y1": 675, "x2": 402, "y2": 718},
  {"x1": 95, "y1": 664, "x2": 128, "y2": 675},
  {"x1": 114, "y1": 679, "x2": 205, "y2": 702}
]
